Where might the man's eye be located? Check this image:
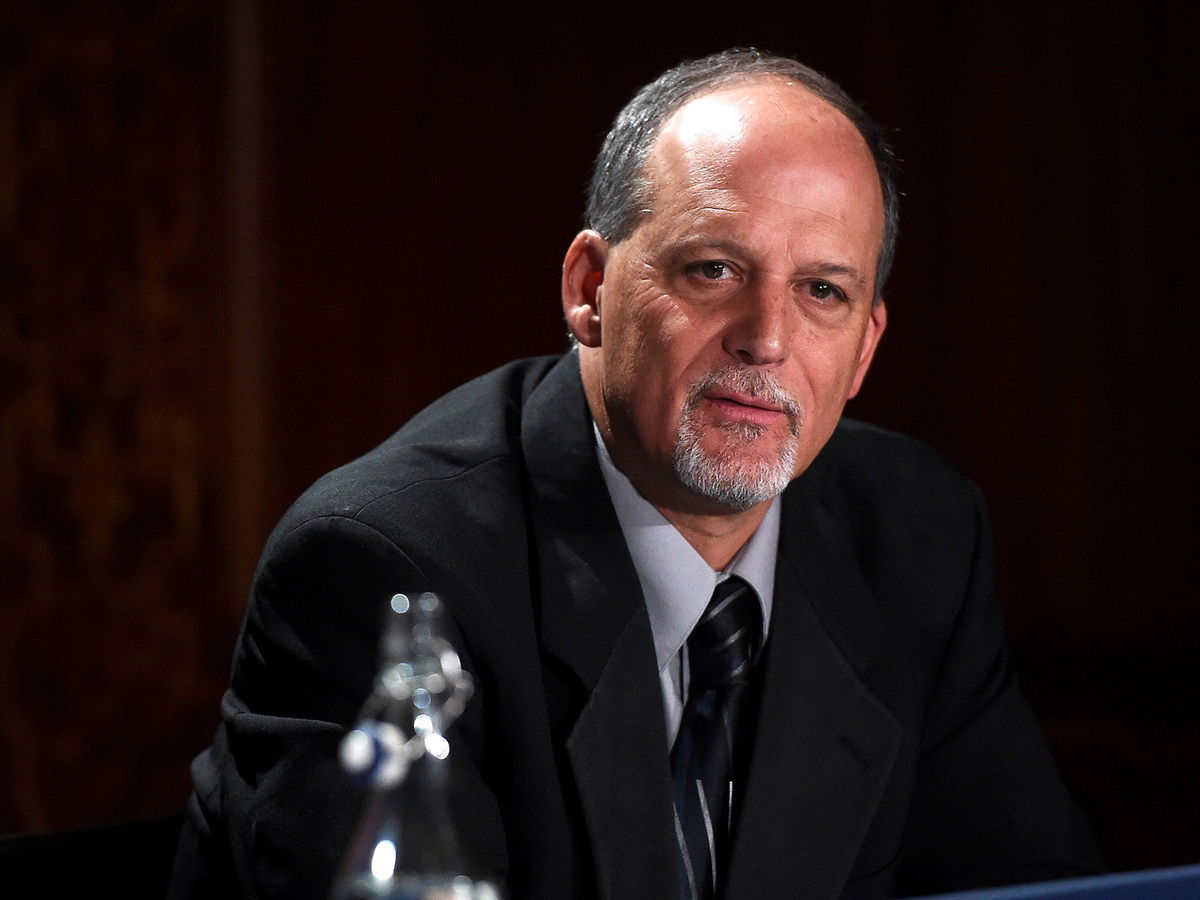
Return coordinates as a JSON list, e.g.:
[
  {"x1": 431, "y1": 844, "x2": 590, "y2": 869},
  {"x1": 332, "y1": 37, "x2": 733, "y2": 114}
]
[
  {"x1": 691, "y1": 261, "x2": 731, "y2": 280},
  {"x1": 809, "y1": 280, "x2": 844, "y2": 302}
]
